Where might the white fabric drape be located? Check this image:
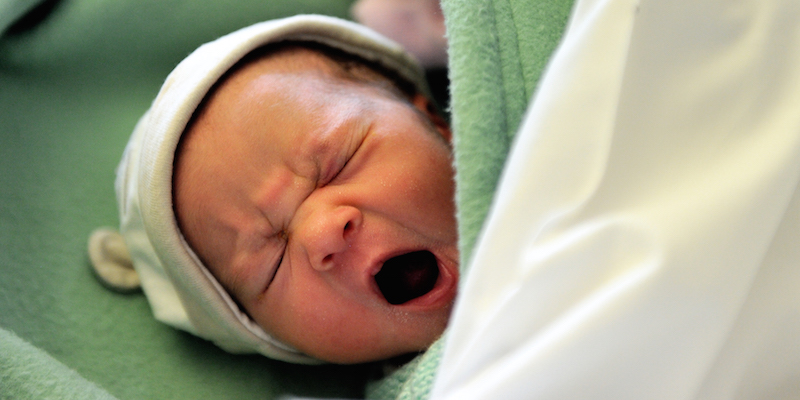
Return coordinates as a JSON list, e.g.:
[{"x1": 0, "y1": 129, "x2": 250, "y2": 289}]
[{"x1": 432, "y1": 0, "x2": 800, "y2": 398}]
